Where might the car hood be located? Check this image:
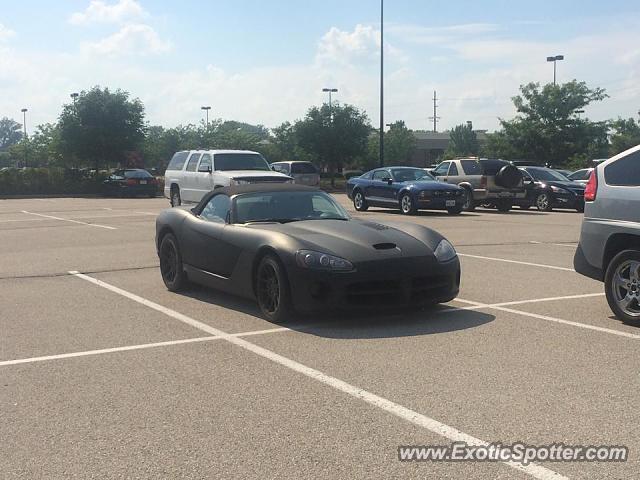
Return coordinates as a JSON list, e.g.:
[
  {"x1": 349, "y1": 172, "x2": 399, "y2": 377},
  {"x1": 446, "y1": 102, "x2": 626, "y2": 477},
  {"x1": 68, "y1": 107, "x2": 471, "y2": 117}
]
[
  {"x1": 541, "y1": 180, "x2": 585, "y2": 190},
  {"x1": 248, "y1": 219, "x2": 439, "y2": 262},
  {"x1": 405, "y1": 181, "x2": 461, "y2": 191},
  {"x1": 222, "y1": 170, "x2": 291, "y2": 179}
]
